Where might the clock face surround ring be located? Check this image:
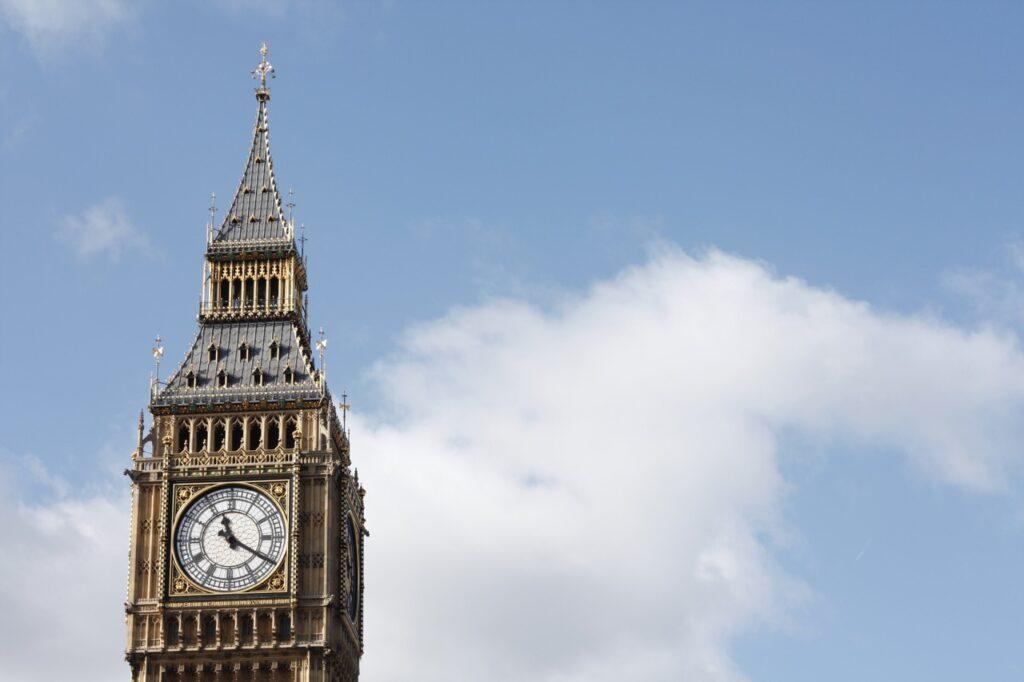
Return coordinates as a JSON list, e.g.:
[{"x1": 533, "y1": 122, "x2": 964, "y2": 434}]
[{"x1": 173, "y1": 484, "x2": 287, "y2": 593}]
